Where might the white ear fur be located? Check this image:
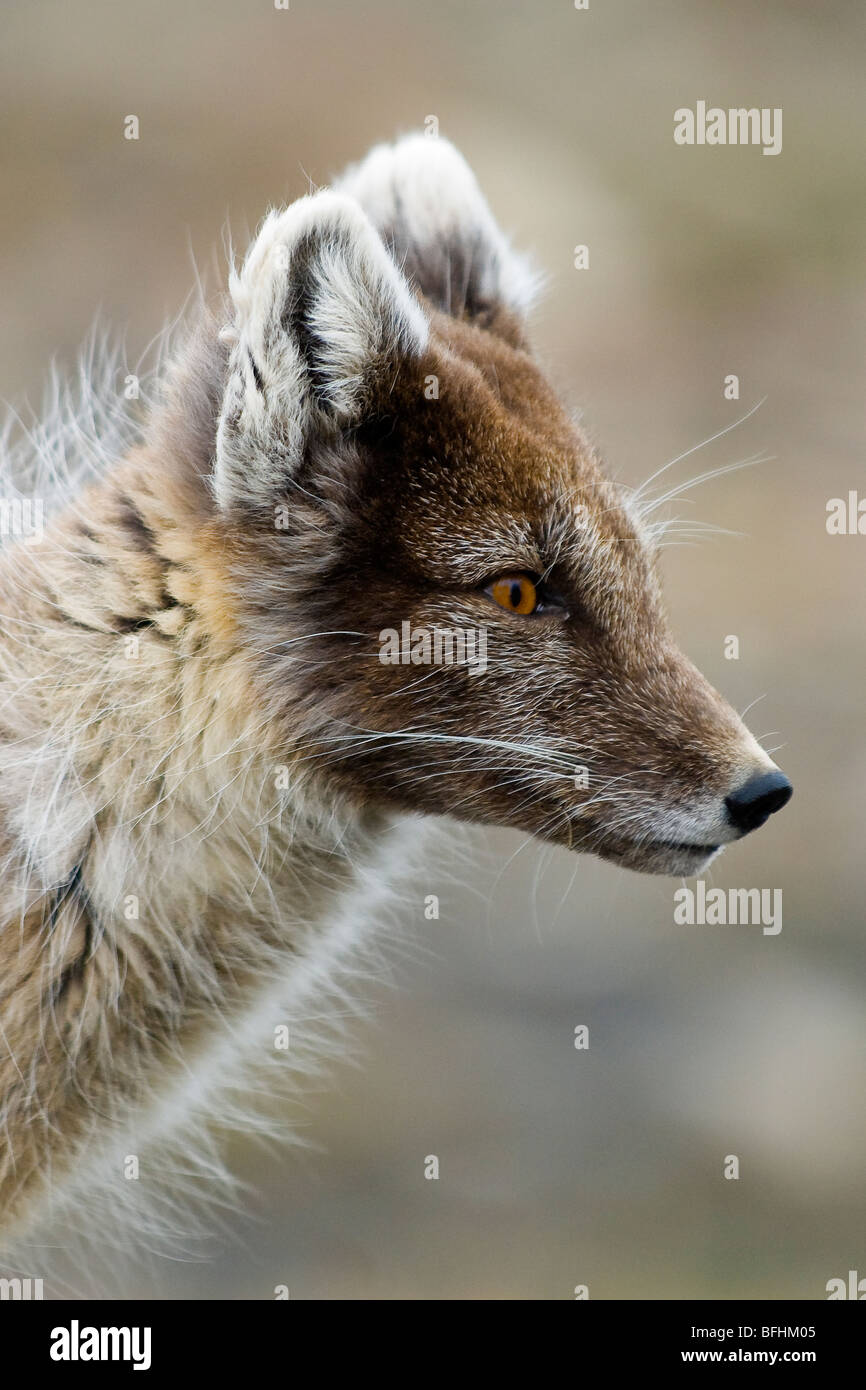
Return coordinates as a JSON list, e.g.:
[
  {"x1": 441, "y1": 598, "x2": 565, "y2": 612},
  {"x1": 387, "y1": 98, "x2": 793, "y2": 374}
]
[
  {"x1": 214, "y1": 190, "x2": 428, "y2": 510},
  {"x1": 335, "y1": 133, "x2": 539, "y2": 321}
]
